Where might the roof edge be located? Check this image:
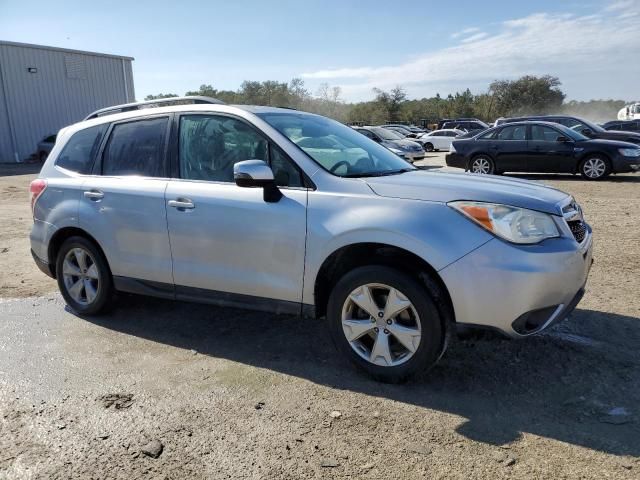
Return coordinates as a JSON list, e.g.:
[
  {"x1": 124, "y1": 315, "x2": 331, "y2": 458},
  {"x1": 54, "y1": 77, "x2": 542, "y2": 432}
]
[{"x1": 0, "y1": 40, "x2": 134, "y2": 61}]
